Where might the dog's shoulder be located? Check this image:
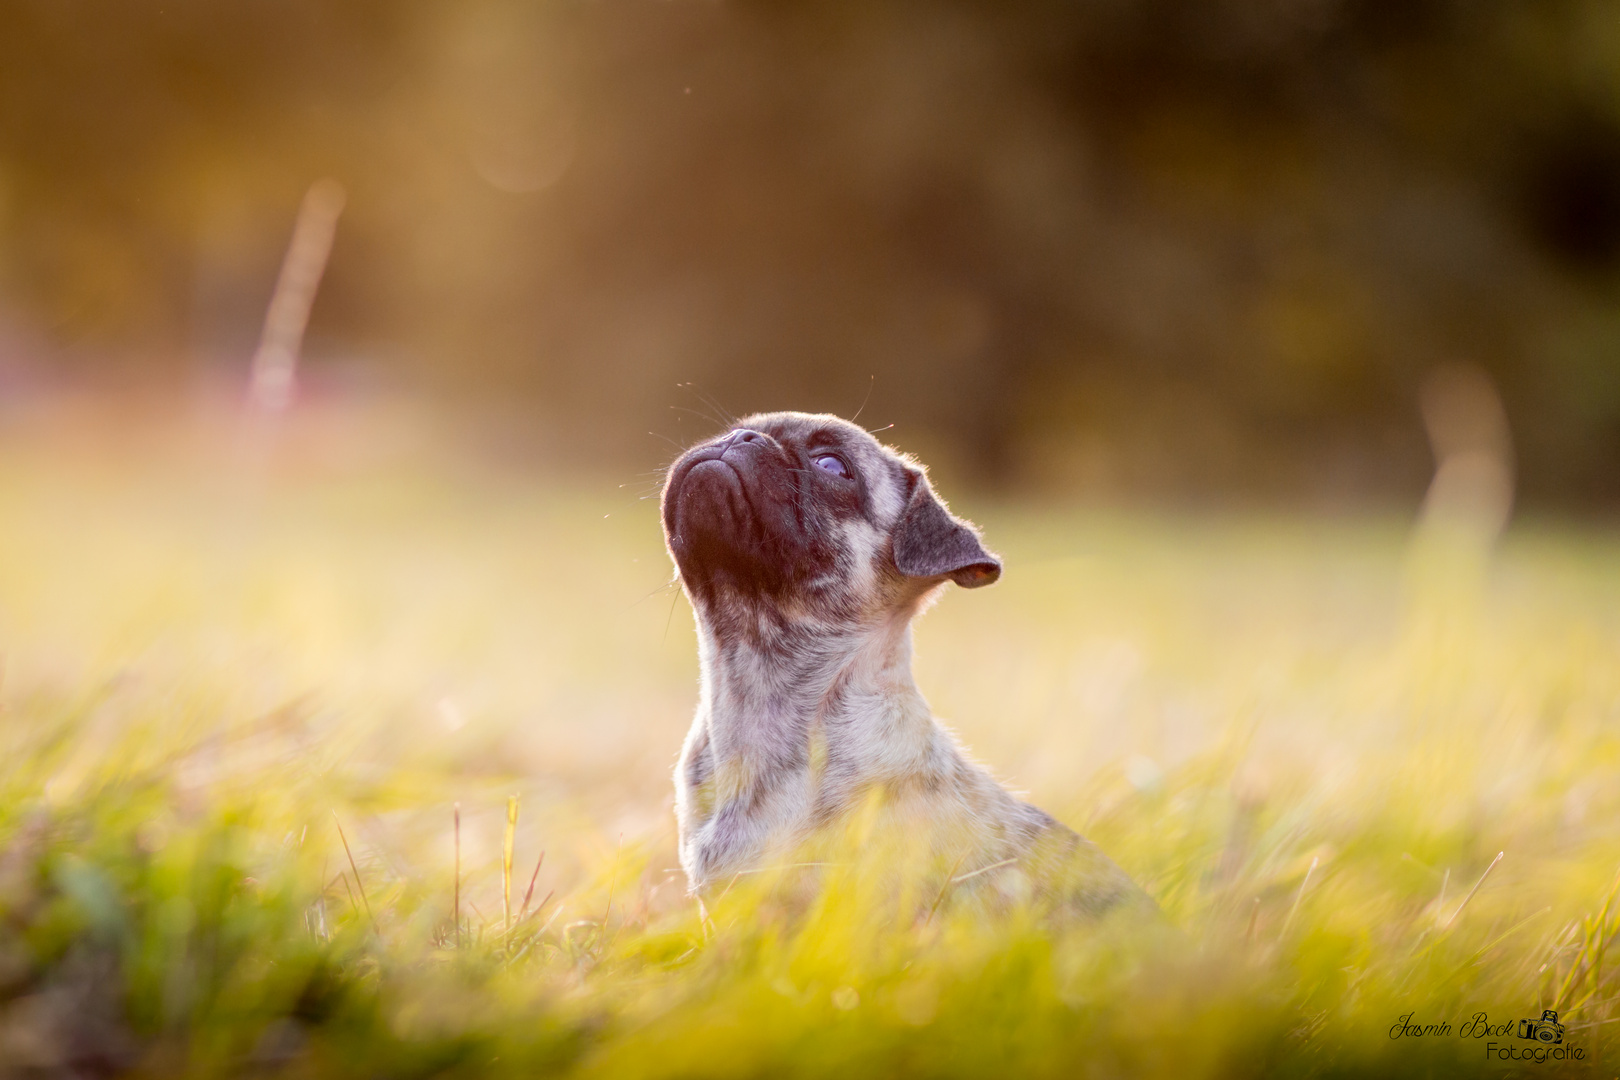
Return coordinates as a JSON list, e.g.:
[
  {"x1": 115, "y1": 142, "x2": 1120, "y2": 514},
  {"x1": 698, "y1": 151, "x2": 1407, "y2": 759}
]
[{"x1": 920, "y1": 741, "x2": 1158, "y2": 918}]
